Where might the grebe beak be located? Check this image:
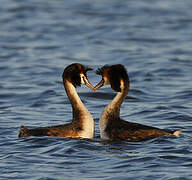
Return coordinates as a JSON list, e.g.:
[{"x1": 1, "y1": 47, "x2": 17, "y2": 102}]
[
  {"x1": 94, "y1": 79, "x2": 105, "y2": 91},
  {"x1": 83, "y1": 76, "x2": 96, "y2": 92}
]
